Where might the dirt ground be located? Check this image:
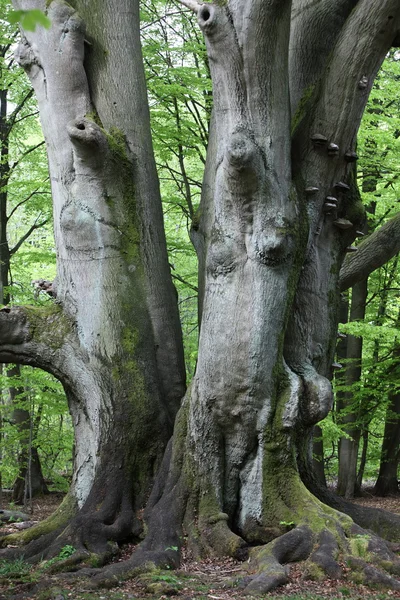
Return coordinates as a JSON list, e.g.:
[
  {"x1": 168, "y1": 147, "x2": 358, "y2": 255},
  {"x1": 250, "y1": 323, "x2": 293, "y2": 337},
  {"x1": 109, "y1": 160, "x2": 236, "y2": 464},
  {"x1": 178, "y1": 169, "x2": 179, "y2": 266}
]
[{"x1": 0, "y1": 489, "x2": 399, "y2": 600}]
